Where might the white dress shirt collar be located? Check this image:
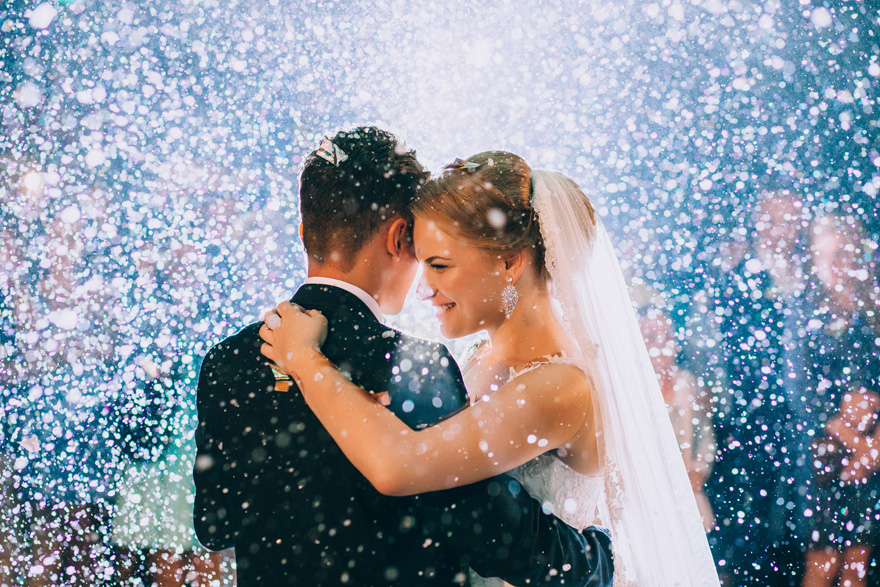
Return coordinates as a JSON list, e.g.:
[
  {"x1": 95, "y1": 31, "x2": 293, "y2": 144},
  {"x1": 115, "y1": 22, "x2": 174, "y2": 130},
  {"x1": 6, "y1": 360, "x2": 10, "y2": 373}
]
[{"x1": 303, "y1": 276, "x2": 385, "y2": 324}]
